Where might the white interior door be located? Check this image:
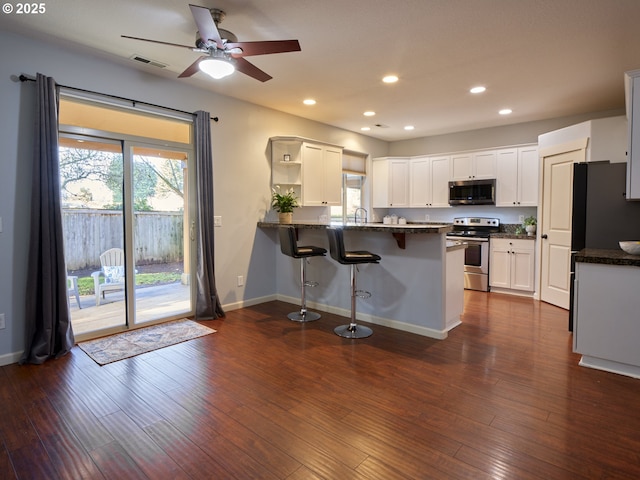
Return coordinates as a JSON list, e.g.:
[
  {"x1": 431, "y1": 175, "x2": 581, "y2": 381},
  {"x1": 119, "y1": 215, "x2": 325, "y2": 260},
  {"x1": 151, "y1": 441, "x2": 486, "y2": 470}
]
[{"x1": 540, "y1": 149, "x2": 585, "y2": 309}]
